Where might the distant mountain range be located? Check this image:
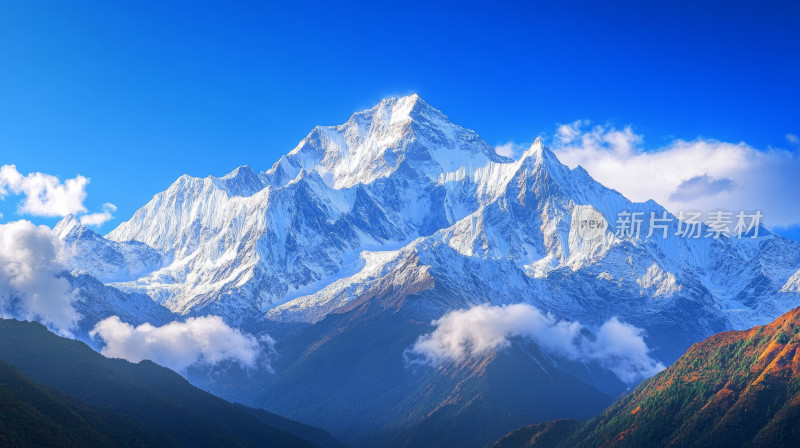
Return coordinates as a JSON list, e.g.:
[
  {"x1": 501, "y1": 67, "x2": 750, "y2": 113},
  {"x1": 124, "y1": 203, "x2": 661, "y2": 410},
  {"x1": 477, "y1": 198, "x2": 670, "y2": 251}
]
[
  {"x1": 0, "y1": 318, "x2": 344, "y2": 448},
  {"x1": 52, "y1": 95, "x2": 800, "y2": 446},
  {"x1": 493, "y1": 305, "x2": 800, "y2": 448}
]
